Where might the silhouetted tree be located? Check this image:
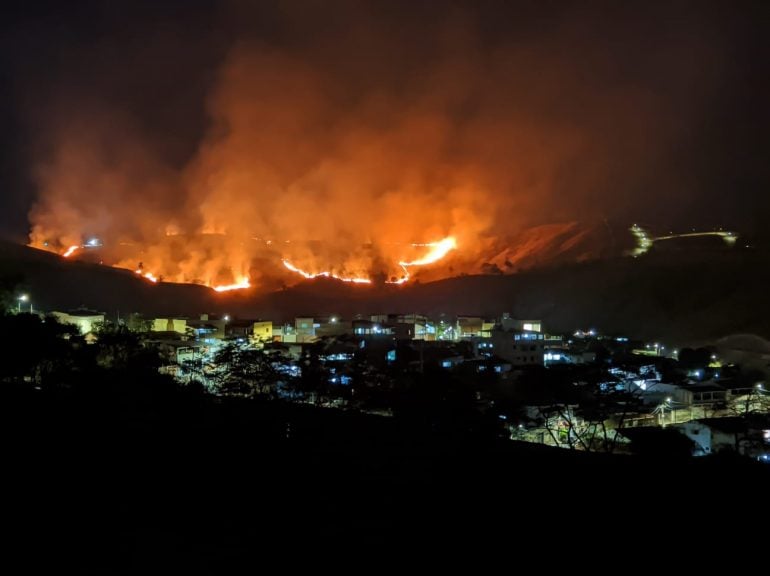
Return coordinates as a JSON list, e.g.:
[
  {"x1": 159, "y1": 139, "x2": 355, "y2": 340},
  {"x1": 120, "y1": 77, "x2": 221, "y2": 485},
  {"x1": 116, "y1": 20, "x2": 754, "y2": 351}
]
[
  {"x1": 212, "y1": 342, "x2": 281, "y2": 398},
  {"x1": 0, "y1": 313, "x2": 80, "y2": 387}
]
